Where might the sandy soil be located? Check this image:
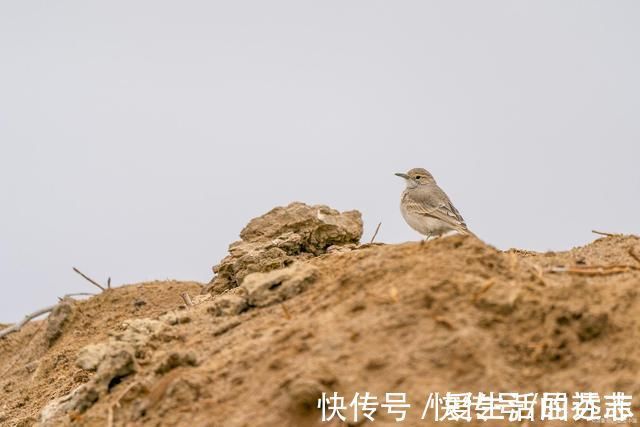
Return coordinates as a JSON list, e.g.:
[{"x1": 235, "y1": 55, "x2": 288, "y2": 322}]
[{"x1": 1, "y1": 234, "x2": 639, "y2": 427}]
